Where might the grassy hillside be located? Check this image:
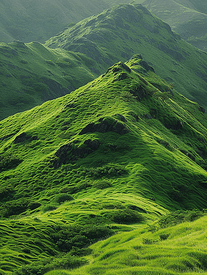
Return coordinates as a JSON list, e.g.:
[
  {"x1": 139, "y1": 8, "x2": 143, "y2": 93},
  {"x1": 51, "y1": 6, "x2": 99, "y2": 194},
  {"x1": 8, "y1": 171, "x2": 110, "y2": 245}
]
[
  {"x1": 45, "y1": 4, "x2": 207, "y2": 110},
  {"x1": 0, "y1": 56, "x2": 207, "y2": 274},
  {"x1": 143, "y1": 0, "x2": 207, "y2": 52},
  {"x1": 0, "y1": 41, "x2": 98, "y2": 120}
]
